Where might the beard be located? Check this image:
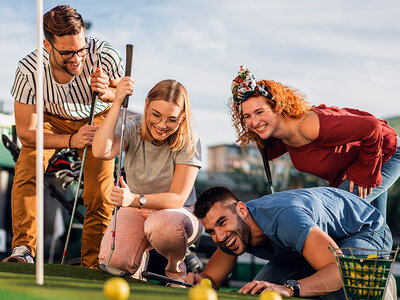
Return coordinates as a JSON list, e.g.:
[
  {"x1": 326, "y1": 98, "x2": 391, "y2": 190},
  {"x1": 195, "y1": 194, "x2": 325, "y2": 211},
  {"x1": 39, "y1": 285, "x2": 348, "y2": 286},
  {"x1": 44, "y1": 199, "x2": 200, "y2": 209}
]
[
  {"x1": 235, "y1": 214, "x2": 250, "y2": 253},
  {"x1": 61, "y1": 63, "x2": 76, "y2": 77},
  {"x1": 219, "y1": 214, "x2": 251, "y2": 255},
  {"x1": 52, "y1": 51, "x2": 83, "y2": 77}
]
